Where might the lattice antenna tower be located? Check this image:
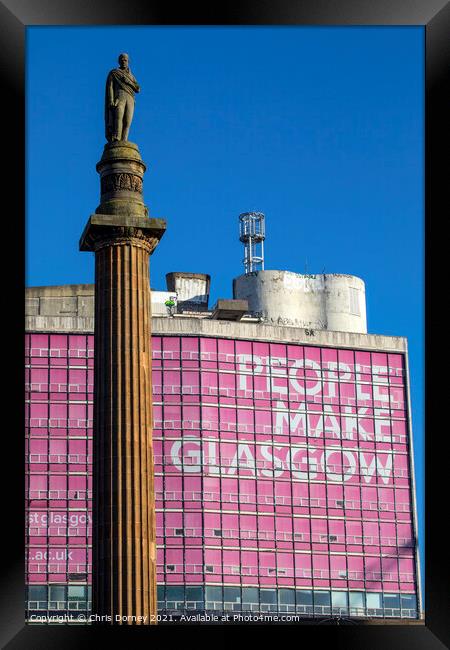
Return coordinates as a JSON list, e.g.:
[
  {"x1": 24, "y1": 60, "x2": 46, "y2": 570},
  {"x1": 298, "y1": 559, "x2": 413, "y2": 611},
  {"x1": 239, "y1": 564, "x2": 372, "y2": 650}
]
[{"x1": 239, "y1": 211, "x2": 265, "y2": 274}]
